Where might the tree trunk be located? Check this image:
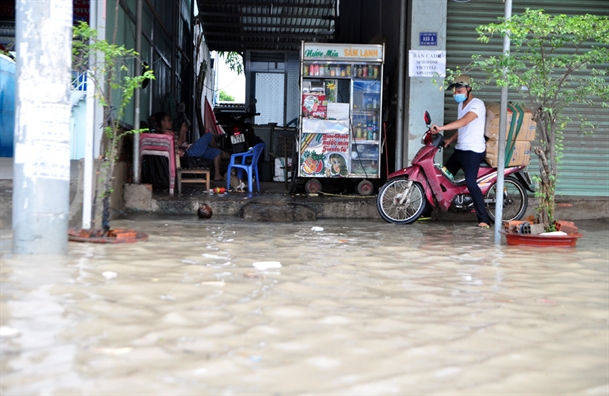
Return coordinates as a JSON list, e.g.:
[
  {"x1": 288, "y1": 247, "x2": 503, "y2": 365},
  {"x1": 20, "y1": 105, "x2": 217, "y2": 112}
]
[{"x1": 534, "y1": 147, "x2": 555, "y2": 228}]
